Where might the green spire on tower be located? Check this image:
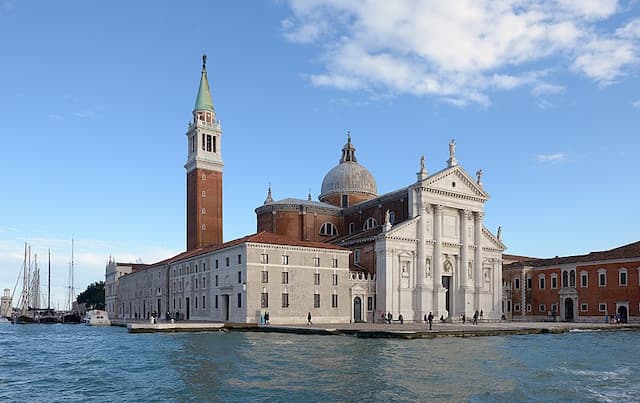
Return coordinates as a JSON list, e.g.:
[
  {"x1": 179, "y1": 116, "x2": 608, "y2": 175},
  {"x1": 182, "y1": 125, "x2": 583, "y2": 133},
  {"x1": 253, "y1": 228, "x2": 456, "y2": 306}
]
[{"x1": 194, "y1": 54, "x2": 215, "y2": 113}]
